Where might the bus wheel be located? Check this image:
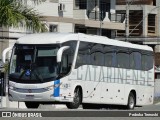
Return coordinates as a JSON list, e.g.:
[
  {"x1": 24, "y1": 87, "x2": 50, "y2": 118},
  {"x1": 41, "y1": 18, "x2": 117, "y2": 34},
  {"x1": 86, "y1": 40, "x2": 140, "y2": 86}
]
[
  {"x1": 127, "y1": 92, "x2": 135, "y2": 110},
  {"x1": 25, "y1": 102, "x2": 39, "y2": 109},
  {"x1": 66, "y1": 88, "x2": 81, "y2": 109}
]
